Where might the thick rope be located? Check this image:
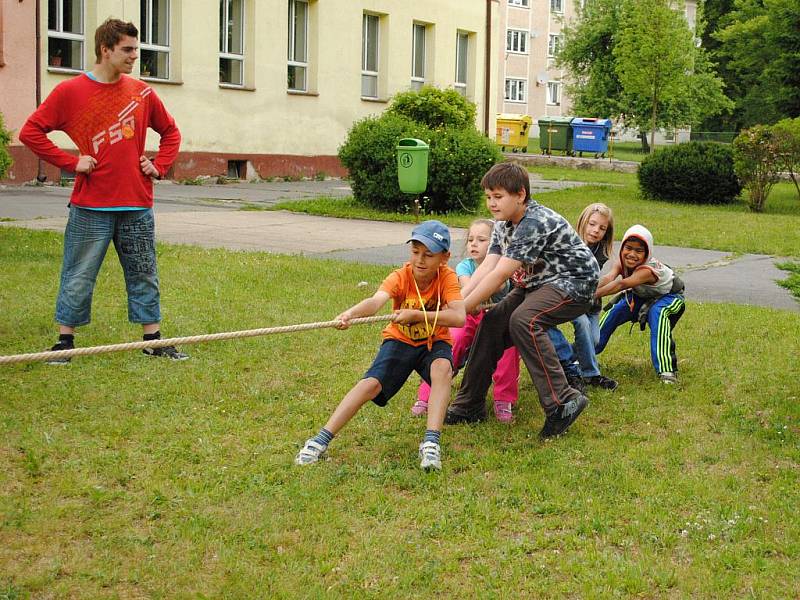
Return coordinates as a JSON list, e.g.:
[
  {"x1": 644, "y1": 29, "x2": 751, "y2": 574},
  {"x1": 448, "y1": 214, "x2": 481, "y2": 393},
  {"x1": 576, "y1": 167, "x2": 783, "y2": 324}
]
[{"x1": 0, "y1": 314, "x2": 395, "y2": 366}]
